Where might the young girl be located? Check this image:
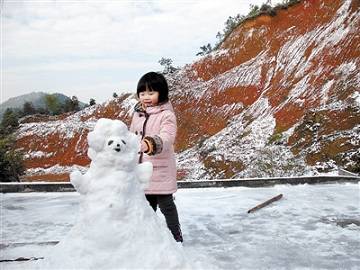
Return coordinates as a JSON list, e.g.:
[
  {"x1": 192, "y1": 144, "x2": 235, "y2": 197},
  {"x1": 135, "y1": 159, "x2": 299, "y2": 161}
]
[{"x1": 130, "y1": 71, "x2": 183, "y2": 243}]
